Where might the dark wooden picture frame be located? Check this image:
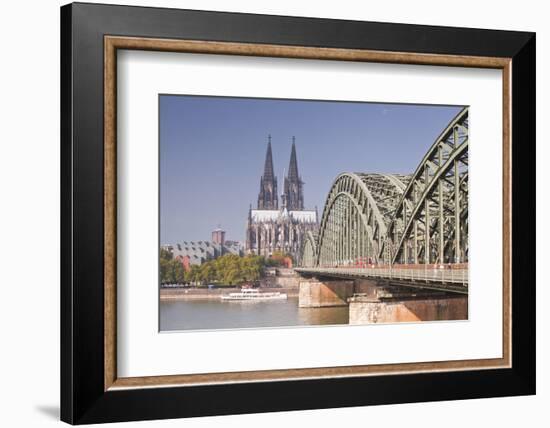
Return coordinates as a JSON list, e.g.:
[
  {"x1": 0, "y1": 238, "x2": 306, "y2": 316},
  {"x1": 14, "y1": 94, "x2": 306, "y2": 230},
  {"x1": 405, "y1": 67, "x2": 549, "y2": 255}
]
[{"x1": 61, "y1": 2, "x2": 535, "y2": 424}]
